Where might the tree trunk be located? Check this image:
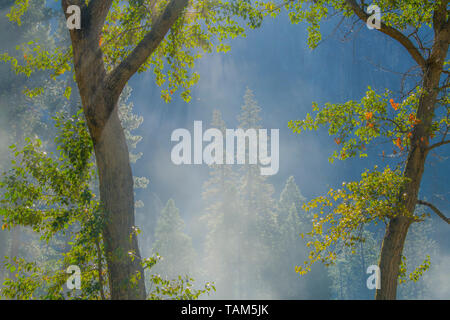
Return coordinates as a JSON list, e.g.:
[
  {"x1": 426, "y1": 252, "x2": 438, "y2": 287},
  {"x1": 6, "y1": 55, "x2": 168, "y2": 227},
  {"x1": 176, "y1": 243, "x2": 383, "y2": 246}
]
[
  {"x1": 376, "y1": 216, "x2": 411, "y2": 299},
  {"x1": 62, "y1": 0, "x2": 189, "y2": 299},
  {"x1": 93, "y1": 109, "x2": 146, "y2": 299},
  {"x1": 64, "y1": 22, "x2": 147, "y2": 301},
  {"x1": 375, "y1": 27, "x2": 449, "y2": 299},
  {"x1": 69, "y1": 50, "x2": 147, "y2": 299}
]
